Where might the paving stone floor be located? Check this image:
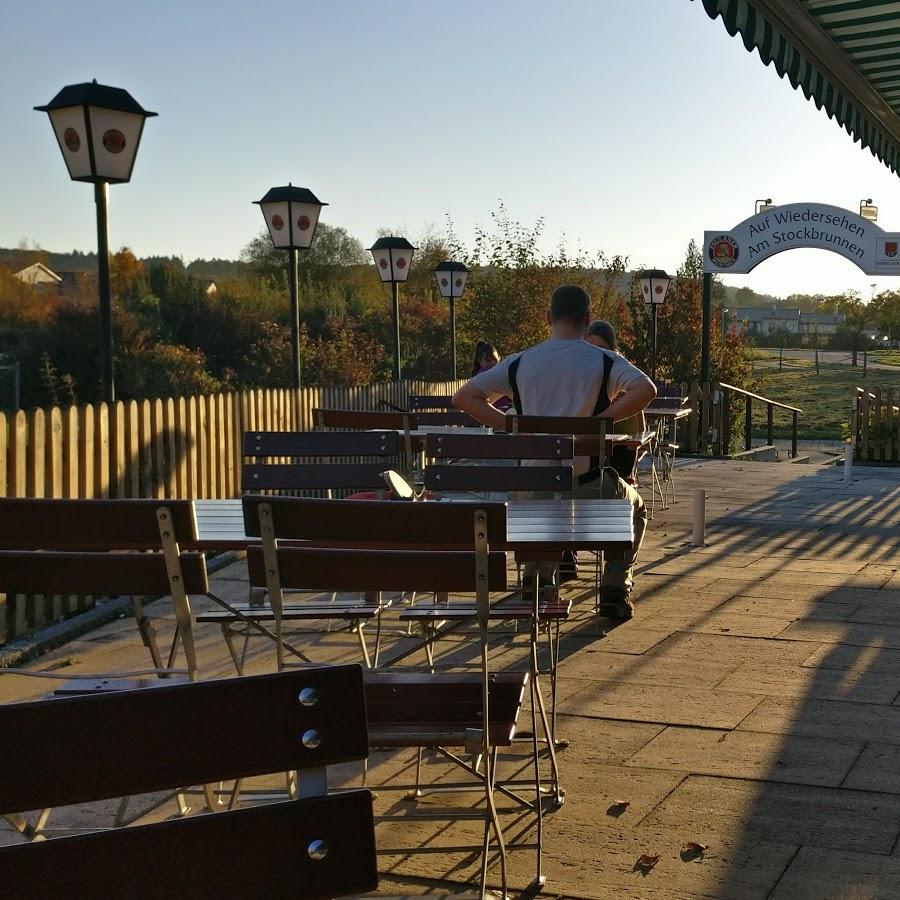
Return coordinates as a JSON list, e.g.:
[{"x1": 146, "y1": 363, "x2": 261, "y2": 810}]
[{"x1": 2, "y1": 457, "x2": 900, "y2": 899}]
